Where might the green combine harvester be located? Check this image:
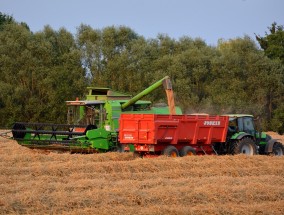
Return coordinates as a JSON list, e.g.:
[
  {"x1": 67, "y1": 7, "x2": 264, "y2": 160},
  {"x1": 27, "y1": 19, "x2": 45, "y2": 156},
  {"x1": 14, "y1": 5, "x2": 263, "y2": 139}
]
[{"x1": 11, "y1": 76, "x2": 182, "y2": 152}]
